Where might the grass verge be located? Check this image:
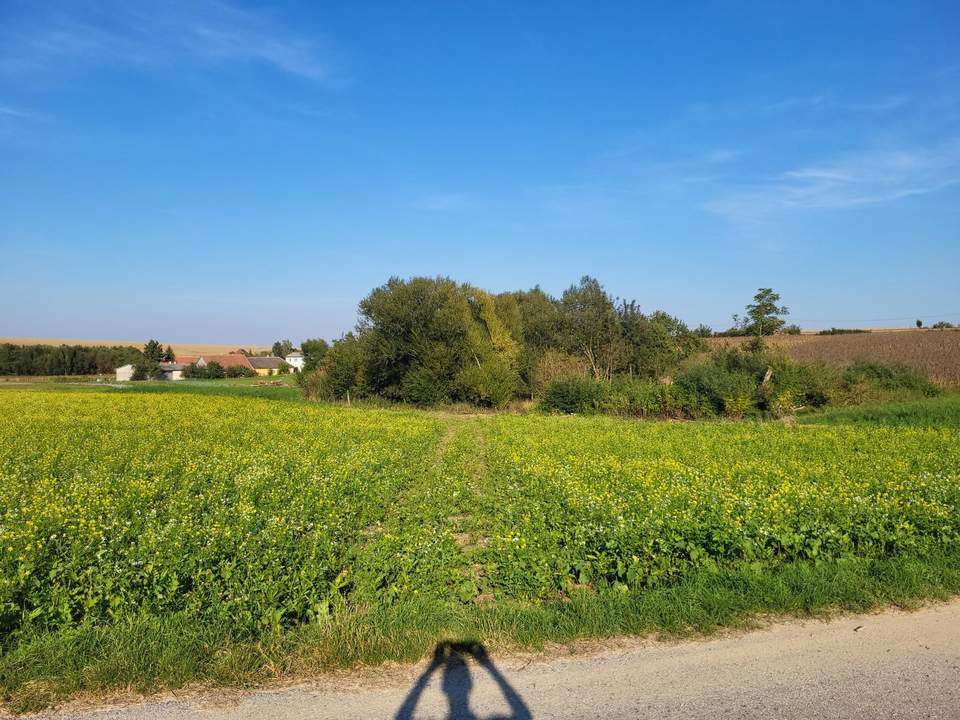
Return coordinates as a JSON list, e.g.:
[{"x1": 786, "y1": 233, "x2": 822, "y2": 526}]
[
  {"x1": 3, "y1": 549, "x2": 959, "y2": 713},
  {"x1": 799, "y1": 393, "x2": 960, "y2": 427}
]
